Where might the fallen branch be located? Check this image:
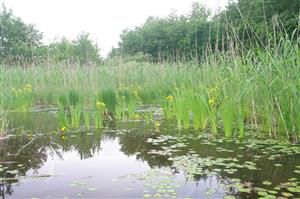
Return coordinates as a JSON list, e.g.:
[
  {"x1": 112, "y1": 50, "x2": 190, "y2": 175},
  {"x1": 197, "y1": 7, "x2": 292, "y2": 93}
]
[{"x1": 8, "y1": 136, "x2": 36, "y2": 156}]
